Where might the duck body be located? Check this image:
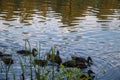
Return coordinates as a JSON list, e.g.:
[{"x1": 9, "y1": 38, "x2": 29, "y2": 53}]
[
  {"x1": 46, "y1": 50, "x2": 62, "y2": 65},
  {"x1": 54, "y1": 51, "x2": 62, "y2": 65},
  {"x1": 2, "y1": 58, "x2": 14, "y2": 65},
  {"x1": 80, "y1": 70, "x2": 95, "y2": 80},
  {"x1": 76, "y1": 63, "x2": 87, "y2": 68},
  {"x1": 72, "y1": 56, "x2": 86, "y2": 62},
  {"x1": 87, "y1": 70, "x2": 95, "y2": 79},
  {"x1": 34, "y1": 59, "x2": 48, "y2": 67},
  {"x1": 0, "y1": 52, "x2": 3, "y2": 57},
  {"x1": 72, "y1": 56, "x2": 93, "y2": 66},
  {"x1": 62, "y1": 56, "x2": 93, "y2": 69},
  {"x1": 62, "y1": 60, "x2": 87, "y2": 69},
  {"x1": 17, "y1": 50, "x2": 31, "y2": 55},
  {"x1": 0, "y1": 52, "x2": 12, "y2": 58},
  {"x1": 17, "y1": 48, "x2": 37, "y2": 57},
  {"x1": 62, "y1": 60, "x2": 76, "y2": 67}
]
